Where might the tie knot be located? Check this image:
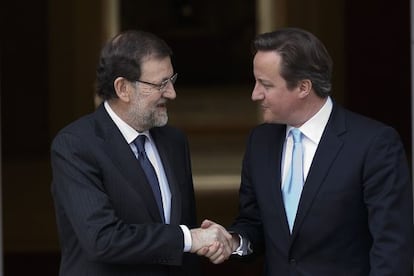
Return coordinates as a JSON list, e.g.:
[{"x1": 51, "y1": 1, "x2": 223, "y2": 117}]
[
  {"x1": 135, "y1": 135, "x2": 147, "y2": 155},
  {"x1": 291, "y1": 128, "x2": 302, "y2": 143}
]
